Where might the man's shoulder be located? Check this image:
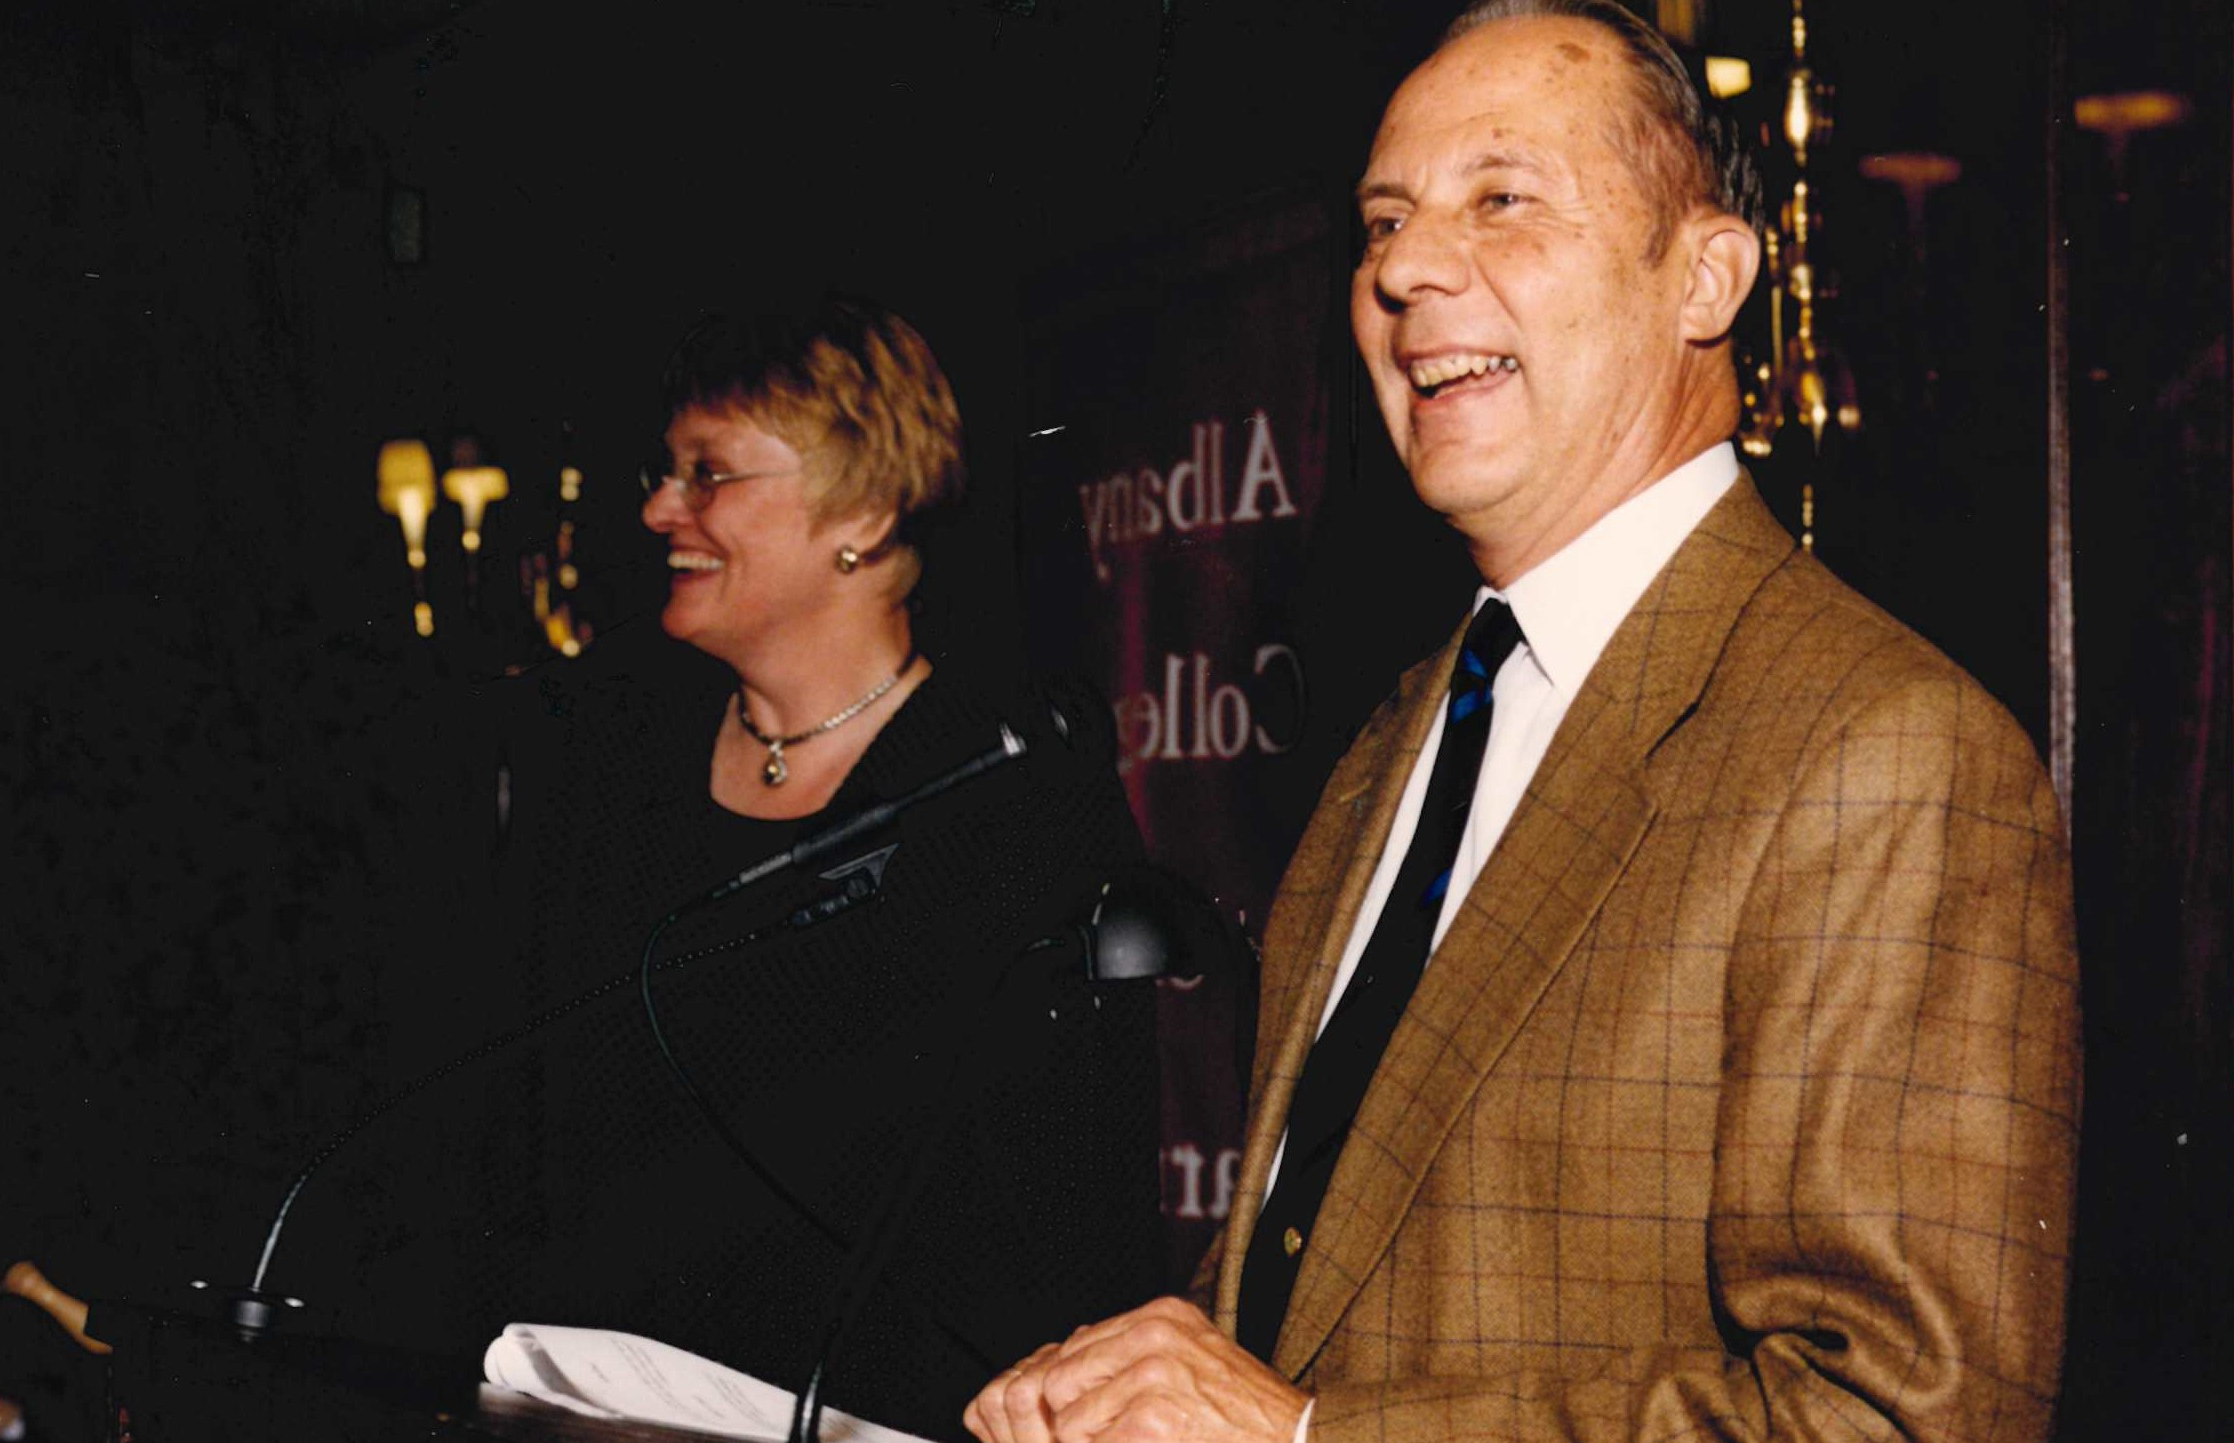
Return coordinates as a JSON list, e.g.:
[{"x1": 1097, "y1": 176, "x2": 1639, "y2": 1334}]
[{"x1": 1720, "y1": 547, "x2": 2047, "y2": 775}]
